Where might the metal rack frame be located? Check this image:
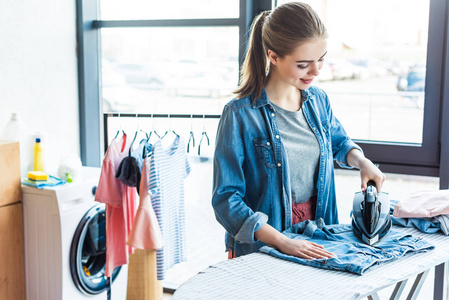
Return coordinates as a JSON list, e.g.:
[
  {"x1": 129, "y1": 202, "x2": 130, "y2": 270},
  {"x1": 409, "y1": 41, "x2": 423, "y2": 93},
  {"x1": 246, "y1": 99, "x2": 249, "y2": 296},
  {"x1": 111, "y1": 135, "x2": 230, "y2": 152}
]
[{"x1": 103, "y1": 113, "x2": 221, "y2": 152}]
